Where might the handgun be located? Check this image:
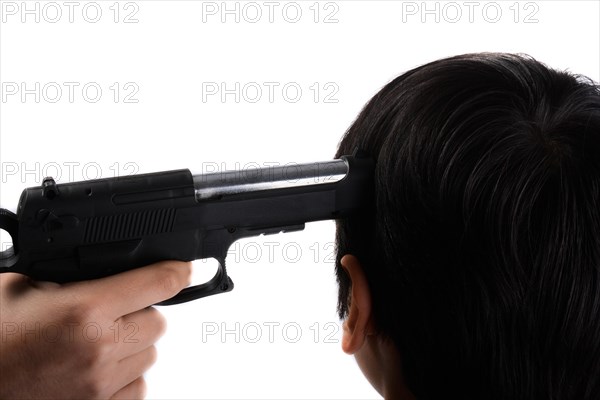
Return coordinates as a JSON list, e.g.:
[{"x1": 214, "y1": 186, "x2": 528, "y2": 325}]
[{"x1": 0, "y1": 154, "x2": 373, "y2": 305}]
